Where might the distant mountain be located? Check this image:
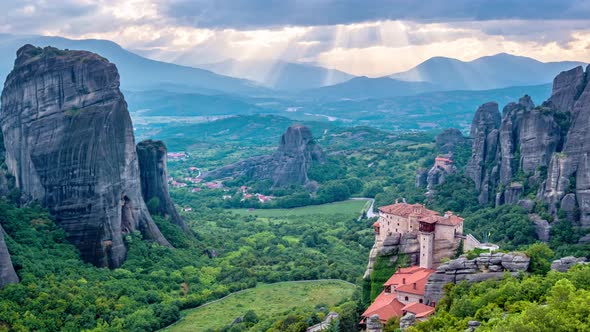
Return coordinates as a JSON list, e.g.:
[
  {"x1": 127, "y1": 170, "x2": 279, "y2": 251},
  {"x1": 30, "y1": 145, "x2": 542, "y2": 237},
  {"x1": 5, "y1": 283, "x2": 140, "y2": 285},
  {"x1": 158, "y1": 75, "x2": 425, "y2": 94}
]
[
  {"x1": 299, "y1": 76, "x2": 439, "y2": 101},
  {"x1": 124, "y1": 90, "x2": 263, "y2": 116},
  {"x1": 200, "y1": 59, "x2": 355, "y2": 91},
  {"x1": 390, "y1": 53, "x2": 585, "y2": 90},
  {"x1": 0, "y1": 34, "x2": 268, "y2": 95}
]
